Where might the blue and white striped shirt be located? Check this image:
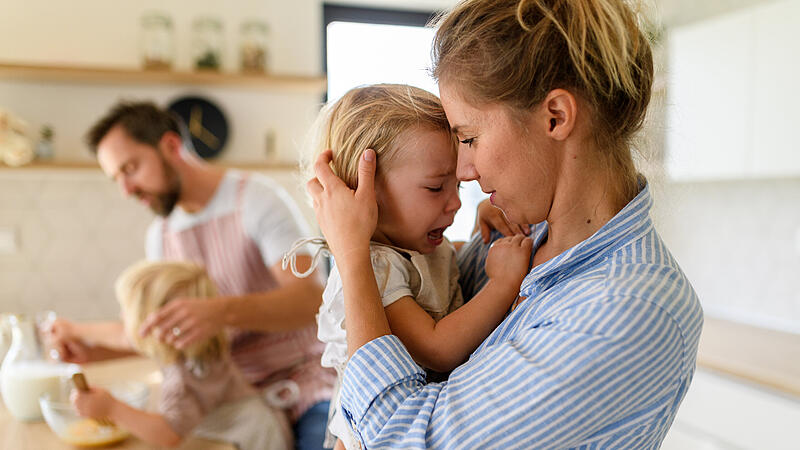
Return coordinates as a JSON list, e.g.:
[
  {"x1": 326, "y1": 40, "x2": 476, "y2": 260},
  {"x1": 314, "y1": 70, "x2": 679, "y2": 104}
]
[{"x1": 340, "y1": 182, "x2": 703, "y2": 449}]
